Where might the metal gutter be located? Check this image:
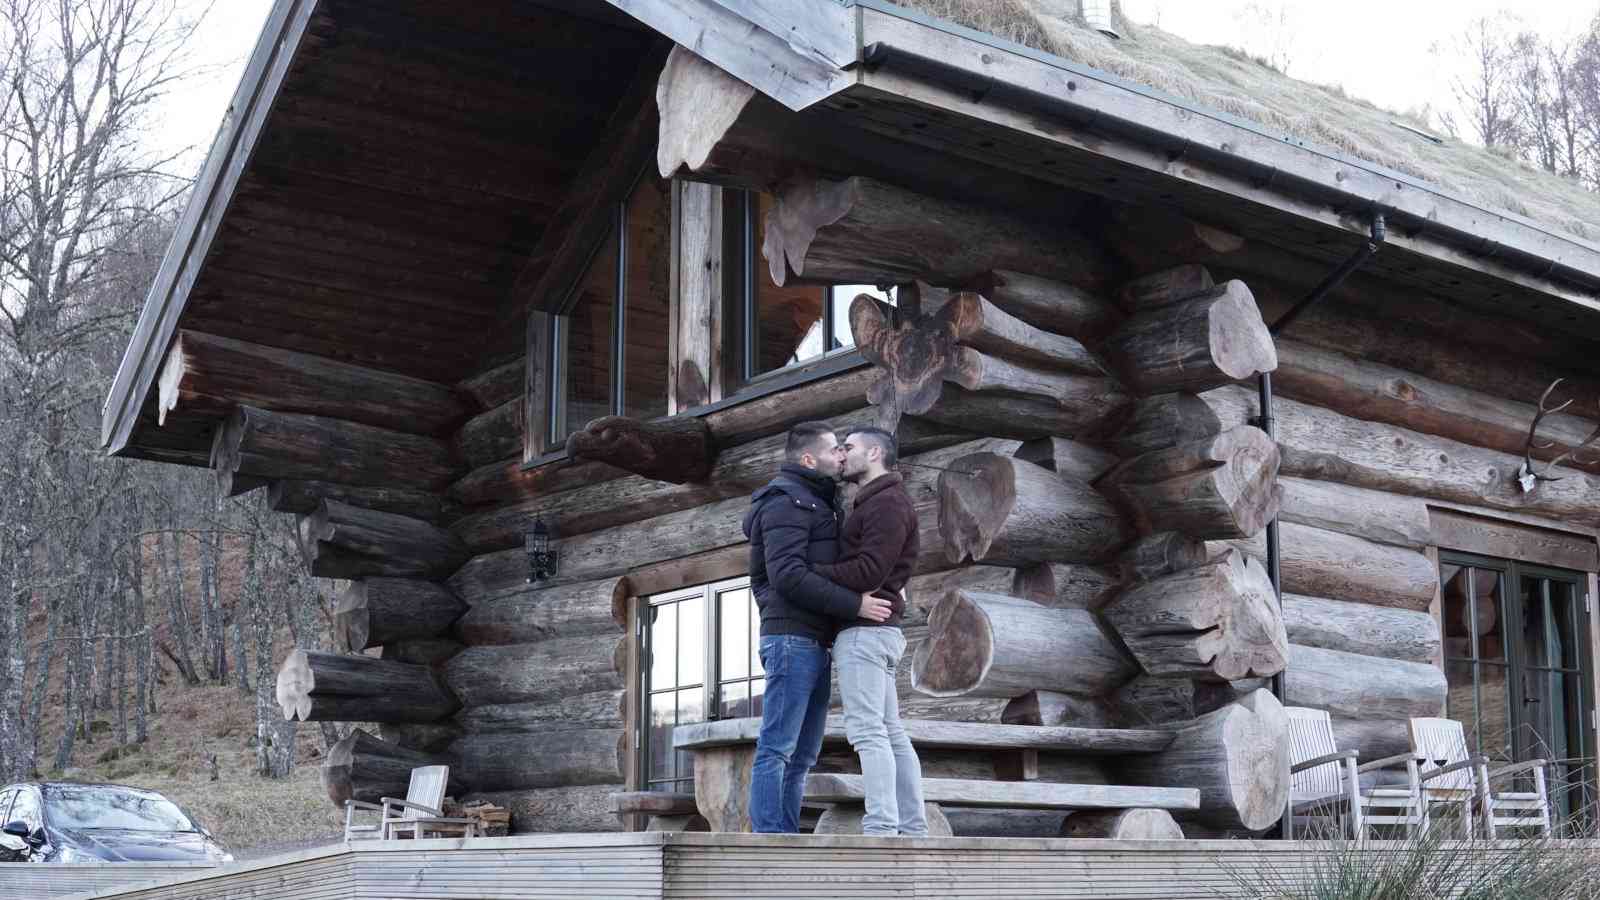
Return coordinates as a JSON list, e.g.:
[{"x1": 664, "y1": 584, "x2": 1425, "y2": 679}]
[{"x1": 844, "y1": 0, "x2": 1600, "y2": 300}]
